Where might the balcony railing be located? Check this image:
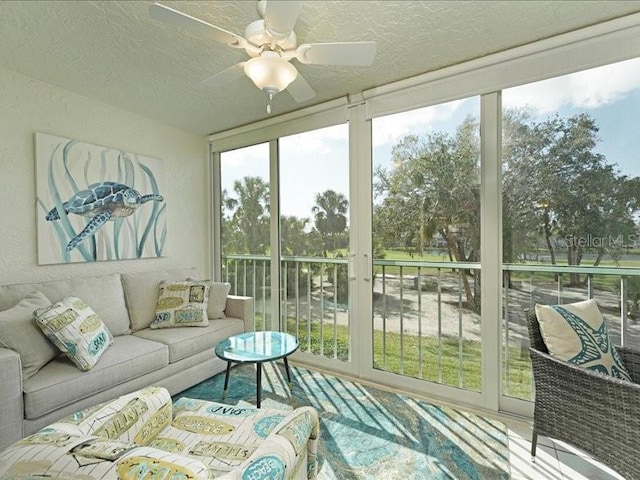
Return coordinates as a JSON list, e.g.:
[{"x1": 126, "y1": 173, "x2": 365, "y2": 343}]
[
  {"x1": 502, "y1": 263, "x2": 640, "y2": 400},
  {"x1": 223, "y1": 254, "x2": 640, "y2": 401}
]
